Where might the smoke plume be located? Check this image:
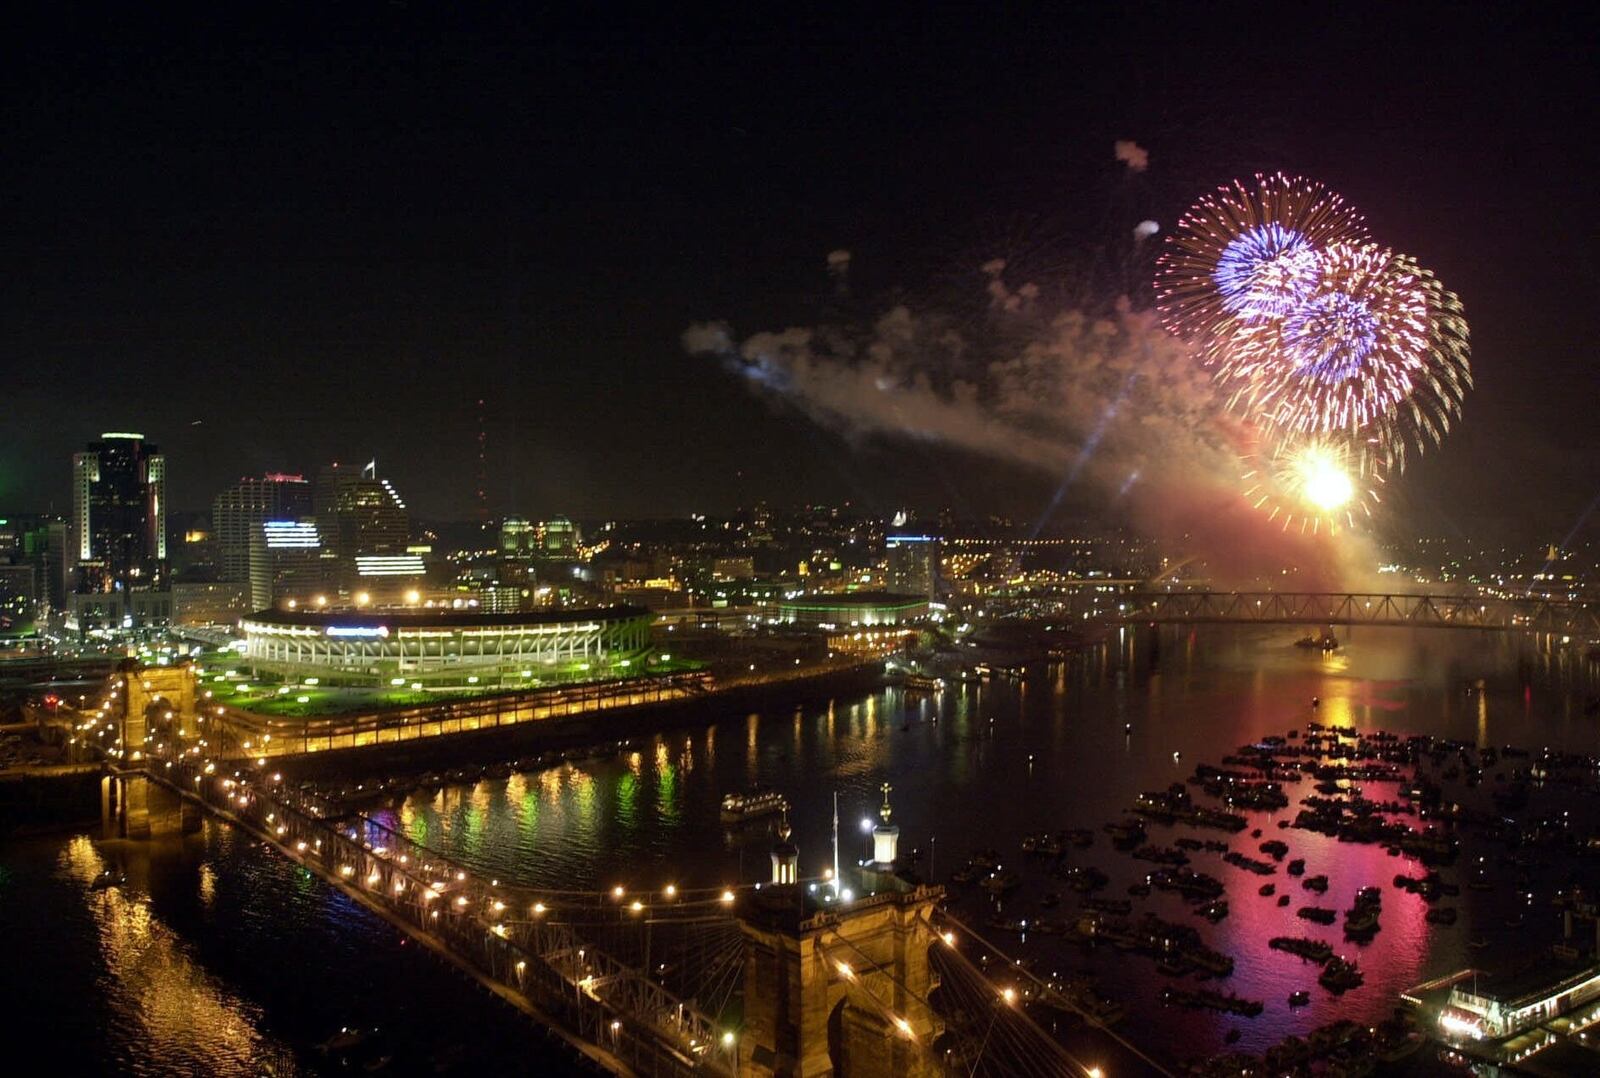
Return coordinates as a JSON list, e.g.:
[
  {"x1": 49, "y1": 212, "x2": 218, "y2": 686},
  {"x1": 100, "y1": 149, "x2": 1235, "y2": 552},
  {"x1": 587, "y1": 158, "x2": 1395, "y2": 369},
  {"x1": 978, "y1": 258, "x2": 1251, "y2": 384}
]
[{"x1": 685, "y1": 260, "x2": 1373, "y2": 586}]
